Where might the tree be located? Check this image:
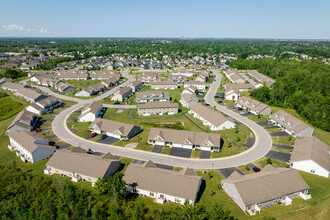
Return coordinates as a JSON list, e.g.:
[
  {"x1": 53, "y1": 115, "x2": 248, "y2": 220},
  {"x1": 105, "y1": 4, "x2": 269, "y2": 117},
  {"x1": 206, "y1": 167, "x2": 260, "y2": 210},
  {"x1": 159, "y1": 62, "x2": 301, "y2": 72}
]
[
  {"x1": 236, "y1": 136, "x2": 241, "y2": 142},
  {"x1": 267, "y1": 158, "x2": 272, "y2": 164}
]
